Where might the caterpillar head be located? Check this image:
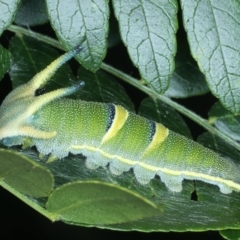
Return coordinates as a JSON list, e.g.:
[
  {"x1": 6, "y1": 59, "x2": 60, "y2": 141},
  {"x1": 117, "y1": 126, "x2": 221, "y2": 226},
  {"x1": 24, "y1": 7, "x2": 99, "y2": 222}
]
[{"x1": 0, "y1": 46, "x2": 84, "y2": 142}]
